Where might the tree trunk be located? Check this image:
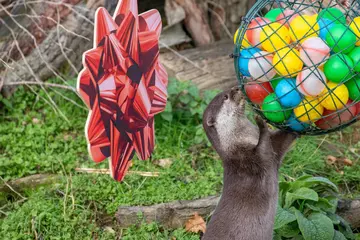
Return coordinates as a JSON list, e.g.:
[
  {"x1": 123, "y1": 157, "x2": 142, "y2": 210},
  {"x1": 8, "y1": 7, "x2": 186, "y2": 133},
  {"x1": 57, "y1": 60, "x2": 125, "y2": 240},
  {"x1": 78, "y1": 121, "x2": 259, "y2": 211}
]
[
  {"x1": 207, "y1": 0, "x2": 256, "y2": 40},
  {"x1": 165, "y1": 0, "x2": 255, "y2": 46},
  {"x1": 0, "y1": 0, "x2": 101, "y2": 96}
]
